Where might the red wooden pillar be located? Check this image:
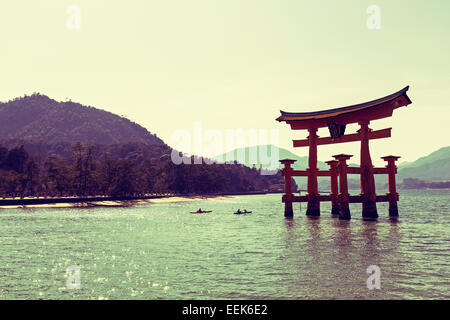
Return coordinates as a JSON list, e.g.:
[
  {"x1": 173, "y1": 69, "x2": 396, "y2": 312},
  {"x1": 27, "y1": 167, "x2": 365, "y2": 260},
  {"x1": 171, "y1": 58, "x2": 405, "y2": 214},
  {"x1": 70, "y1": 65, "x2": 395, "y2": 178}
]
[
  {"x1": 326, "y1": 160, "x2": 339, "y2": 216},
  {"x1": 359, "y1": 120, "x2": 378, "y2": 219},
  {"x1": 306, "y1": 127, "x2": 320, "y2": 216},
  {"x1": 333, "y1": 154, "x2": 352, "y2": 220},
  {"x1": 382, "y1": 156, "x2": 400, "y2": 217},
  {"x1": 280, "y1": 159, "x2": 296, "y2": 218}
]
